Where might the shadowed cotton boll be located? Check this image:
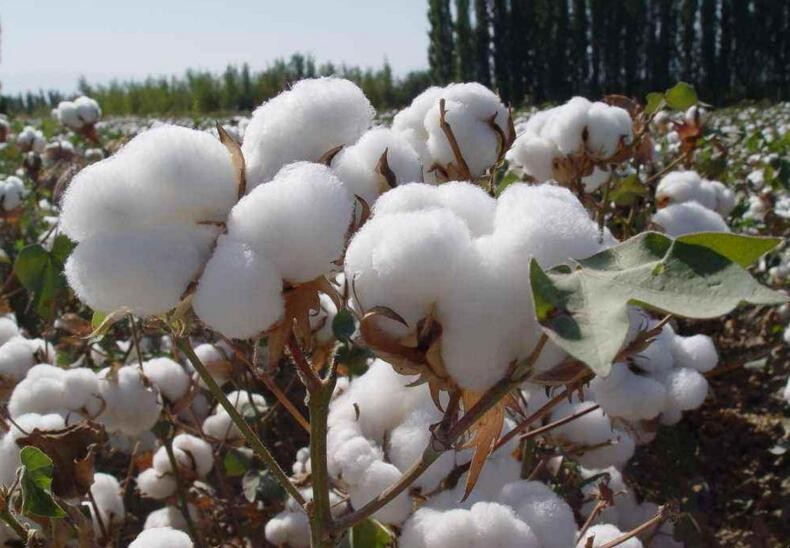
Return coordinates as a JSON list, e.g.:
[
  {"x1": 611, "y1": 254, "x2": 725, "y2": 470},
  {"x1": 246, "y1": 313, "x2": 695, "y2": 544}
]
[
  {"x1": 137, "y1": 468, "x2": 177, "y2": 500},
  {"x1": 242, "y1": 78, "x2": 374, "y2": 188},
  {"x1": 265, "y1": 510, "x2": 310, "y2": 548},
  {"x1": 590, "y1": 363, "x2": 668, "y2": 421},
  {"x1": 129, "y1": 527, "x2": 193, "y2": 548},
  {"x1": 0, "y1": 336, "x2": 45, "y2": 383},
  {"x1": 424, "y1": 83, "x2": 509, "y2": 179},
  {"x1": 348, "y1": 461, "x2": 412, "y2": 524},
  {"x1": 152, "y1": 434, "x2": 214, "y2": 478},
  {"x1": 498, "y1": 480, "x2": 577, "y2": 548},
  {"x1": 89, "y1": 473, "x2": 125, "y2": 536},
  {"x1": 392, "y1": 86, "x2": 444, "y2": 161},
  {"x1": 0, "y1": 316, "x2": 19, "y2": 346},
  {"x1": 143, "y1": 505, "x2": 195, "y2": 531},
  {"x1": 651, "y1": 202, "x2": 730, "y2": 237},
  {"x1": 654, "y1": 367, "x2": 708, "y2": 413},
  {"x1": 577, "y1": 524, "x2": 644, "y2": 548},
  {"x1": 332, "y1": 127, "x2": 422, "y2": 205},
  {"x1": 98, "y1": 365, "x2": 162, "y2": 436},
  {"x1": 550, "y1": 401, "x2": 635, "y2": 468},
  {"x1": 202, "y1": 391, "x2": 267, "y2": 441},
  {"x1": 670, "y1": 334, "x2": 719, "y2": 373}
]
